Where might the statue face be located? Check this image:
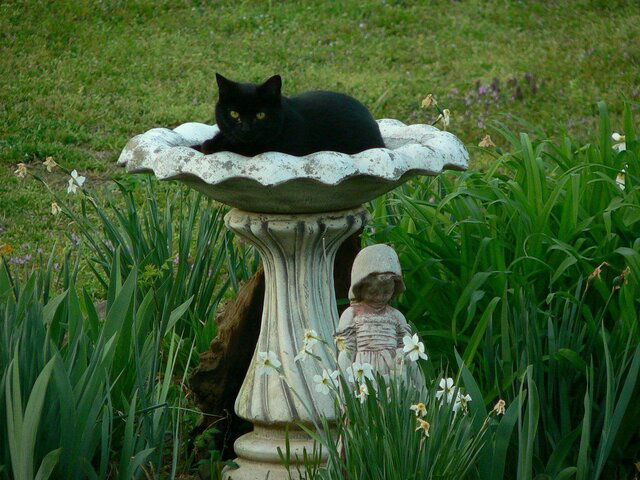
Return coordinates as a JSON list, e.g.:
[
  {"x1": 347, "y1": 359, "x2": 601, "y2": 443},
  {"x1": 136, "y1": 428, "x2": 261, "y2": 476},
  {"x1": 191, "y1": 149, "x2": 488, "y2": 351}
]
[{"x1": 360, "y1": 274, "x2": 395, "y2": 307}]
